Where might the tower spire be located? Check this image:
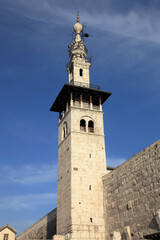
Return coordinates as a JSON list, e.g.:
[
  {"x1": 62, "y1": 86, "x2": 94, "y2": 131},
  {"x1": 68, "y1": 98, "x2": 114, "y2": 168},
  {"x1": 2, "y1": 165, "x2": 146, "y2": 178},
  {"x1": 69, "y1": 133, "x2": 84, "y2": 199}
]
[
  {"x1": 76, "y1": 11, "x2": 80, "y2": 22},
  {"x1": 73, "y1": 12, "x2": 82, "y2": 42},
  {"x1": 67, "y1": 13, "x2": 90, "y2": 84}
]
